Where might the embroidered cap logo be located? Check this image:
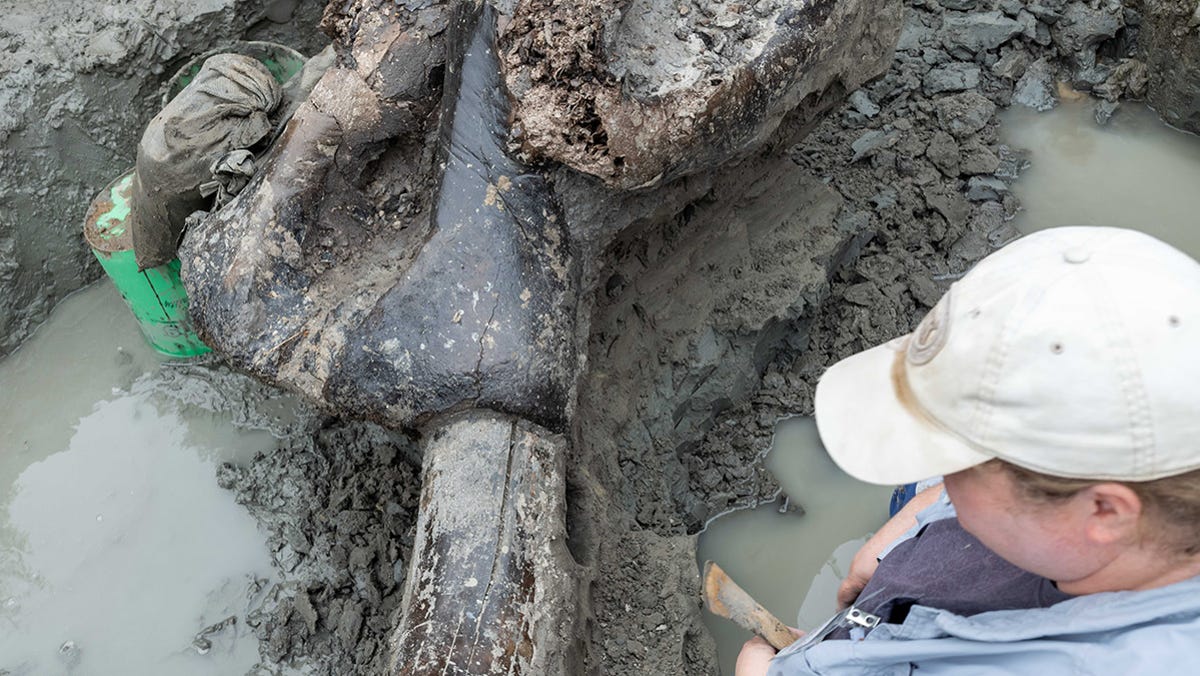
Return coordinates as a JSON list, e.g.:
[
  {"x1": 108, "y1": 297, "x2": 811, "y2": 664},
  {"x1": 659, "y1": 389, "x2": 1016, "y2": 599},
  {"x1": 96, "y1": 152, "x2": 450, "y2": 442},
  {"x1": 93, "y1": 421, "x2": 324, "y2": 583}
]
[{"x1": 907, "y1": 289, "x2": 952, "y2": 366}]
